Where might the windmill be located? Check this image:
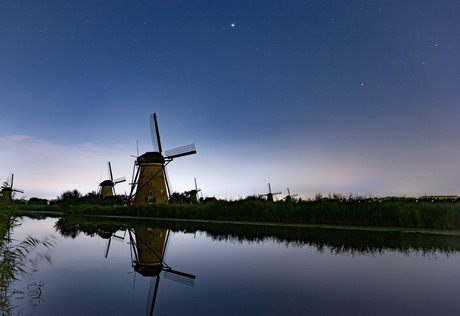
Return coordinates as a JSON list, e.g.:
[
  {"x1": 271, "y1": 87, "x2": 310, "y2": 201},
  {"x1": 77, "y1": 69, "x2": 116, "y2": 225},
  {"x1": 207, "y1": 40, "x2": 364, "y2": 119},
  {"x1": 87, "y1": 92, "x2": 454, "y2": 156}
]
[
  {"x1": 1, "y1": 174, "x2": 24, "y2": 201},
  {"x1": 185, "y1": 178, "x2": 201, "y2": 204},
  {"x1": 98, "y1": 161, "x2": 126, "y2": 197},
  {"x1": 260, "y1": 183, "x2": 282, "y2": 202},
  {"x1": 285, "y1": 188, "x2": 298, "y2": 202},
  {"x1": 128, "y1": 226, "x2": 196, "y2": 315},
  {"x1": 129, "y1": 113, "x2": 196, "y2": 205}
]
